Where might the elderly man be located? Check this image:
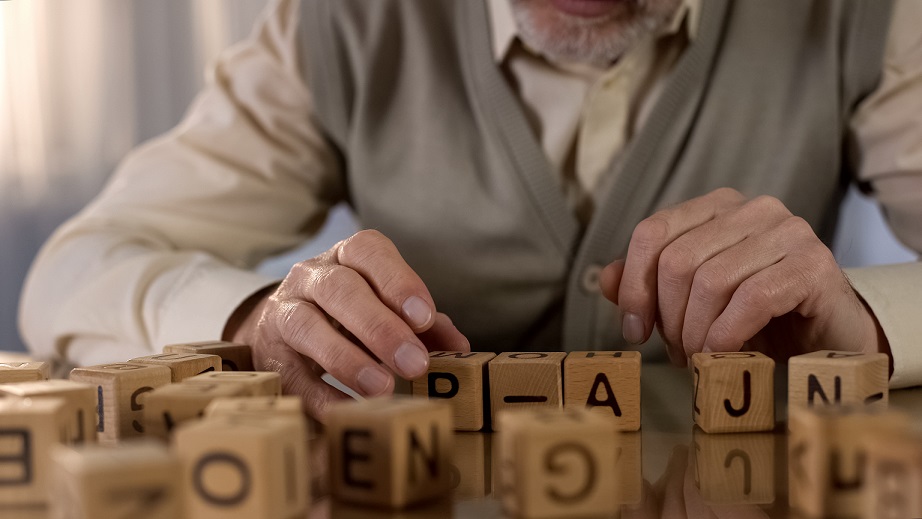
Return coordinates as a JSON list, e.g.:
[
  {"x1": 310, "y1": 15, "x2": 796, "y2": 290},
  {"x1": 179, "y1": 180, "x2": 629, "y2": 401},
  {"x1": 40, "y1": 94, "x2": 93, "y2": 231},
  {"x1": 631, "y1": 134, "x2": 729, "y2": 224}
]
[{"x1": 21, "y1": 0, "x2": 922, "y2": 419}]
